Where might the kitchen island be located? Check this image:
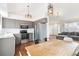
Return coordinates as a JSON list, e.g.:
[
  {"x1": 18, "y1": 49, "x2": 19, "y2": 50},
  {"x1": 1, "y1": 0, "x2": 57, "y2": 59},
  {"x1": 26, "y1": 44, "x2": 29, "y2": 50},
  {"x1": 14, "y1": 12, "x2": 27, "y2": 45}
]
[{"x1": 0, "y1": 33, "x2": 15, "y2": 56}]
